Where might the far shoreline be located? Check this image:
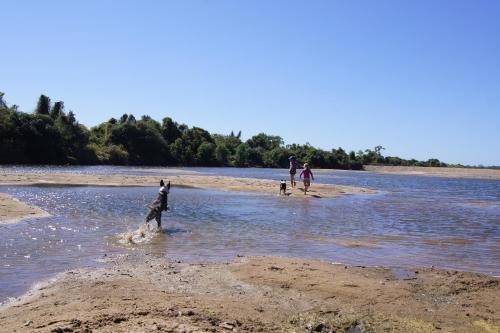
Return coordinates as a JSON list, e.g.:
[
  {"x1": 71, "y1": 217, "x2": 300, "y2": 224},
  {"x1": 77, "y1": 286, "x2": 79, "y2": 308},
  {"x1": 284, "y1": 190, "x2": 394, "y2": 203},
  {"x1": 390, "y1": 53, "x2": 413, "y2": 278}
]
[
  {"x1": 364, "y1": 165, "x2": 500, "y2": 180},
  {"x1": 2, "y1": 164, "x2": 500, "y2": 180}
]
